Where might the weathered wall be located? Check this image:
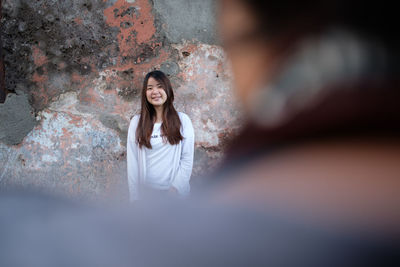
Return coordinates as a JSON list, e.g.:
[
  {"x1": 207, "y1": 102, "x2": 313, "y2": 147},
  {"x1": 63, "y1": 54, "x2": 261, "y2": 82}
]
[
  {"x1": 0, "y1": 0, "x2": 5, "y2": 103},
  {"x1": 0, "y1": 0, "x2": 241, "y2": 199}
]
